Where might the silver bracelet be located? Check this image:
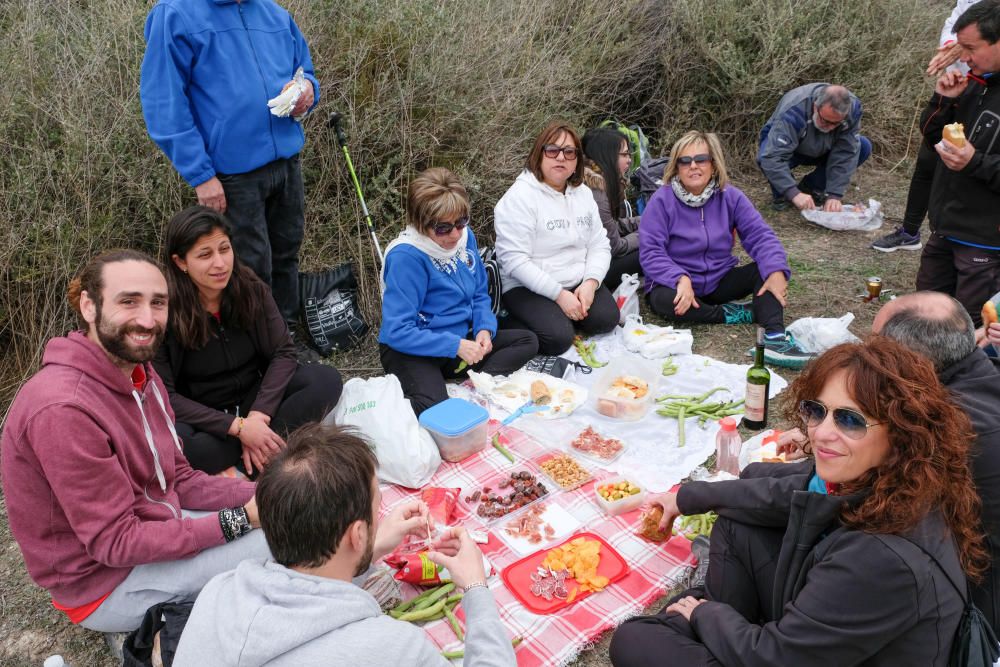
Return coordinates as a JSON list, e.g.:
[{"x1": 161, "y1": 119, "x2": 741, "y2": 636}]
[{"x1": 463, "y1": 580, "x2": 488, "y2": 592}]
